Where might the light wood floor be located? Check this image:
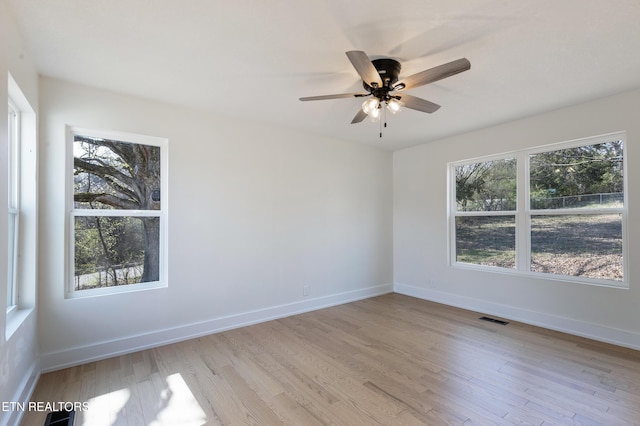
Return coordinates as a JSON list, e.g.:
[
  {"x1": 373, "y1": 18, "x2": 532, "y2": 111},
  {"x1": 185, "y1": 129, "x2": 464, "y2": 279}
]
[{"x1": 22, "y1": 294, "x2": 640, "y2": 425}]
